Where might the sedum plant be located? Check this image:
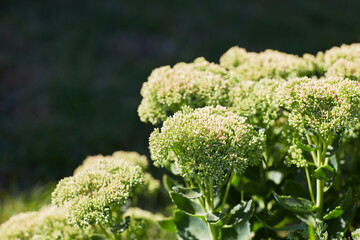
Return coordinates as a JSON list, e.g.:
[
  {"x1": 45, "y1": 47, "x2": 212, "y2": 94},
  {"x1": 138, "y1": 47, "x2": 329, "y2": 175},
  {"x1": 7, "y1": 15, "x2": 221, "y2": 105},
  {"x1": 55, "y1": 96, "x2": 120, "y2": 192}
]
[
  {"x1": 52, "y1": 158, "x2": 144, "y2": 239},
  {"x1": 271, "y1": 76, "x2": 360, "y2": 237},
  {"x1": 149, "y1": 106, "x2": 266, "y2": 240}
]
